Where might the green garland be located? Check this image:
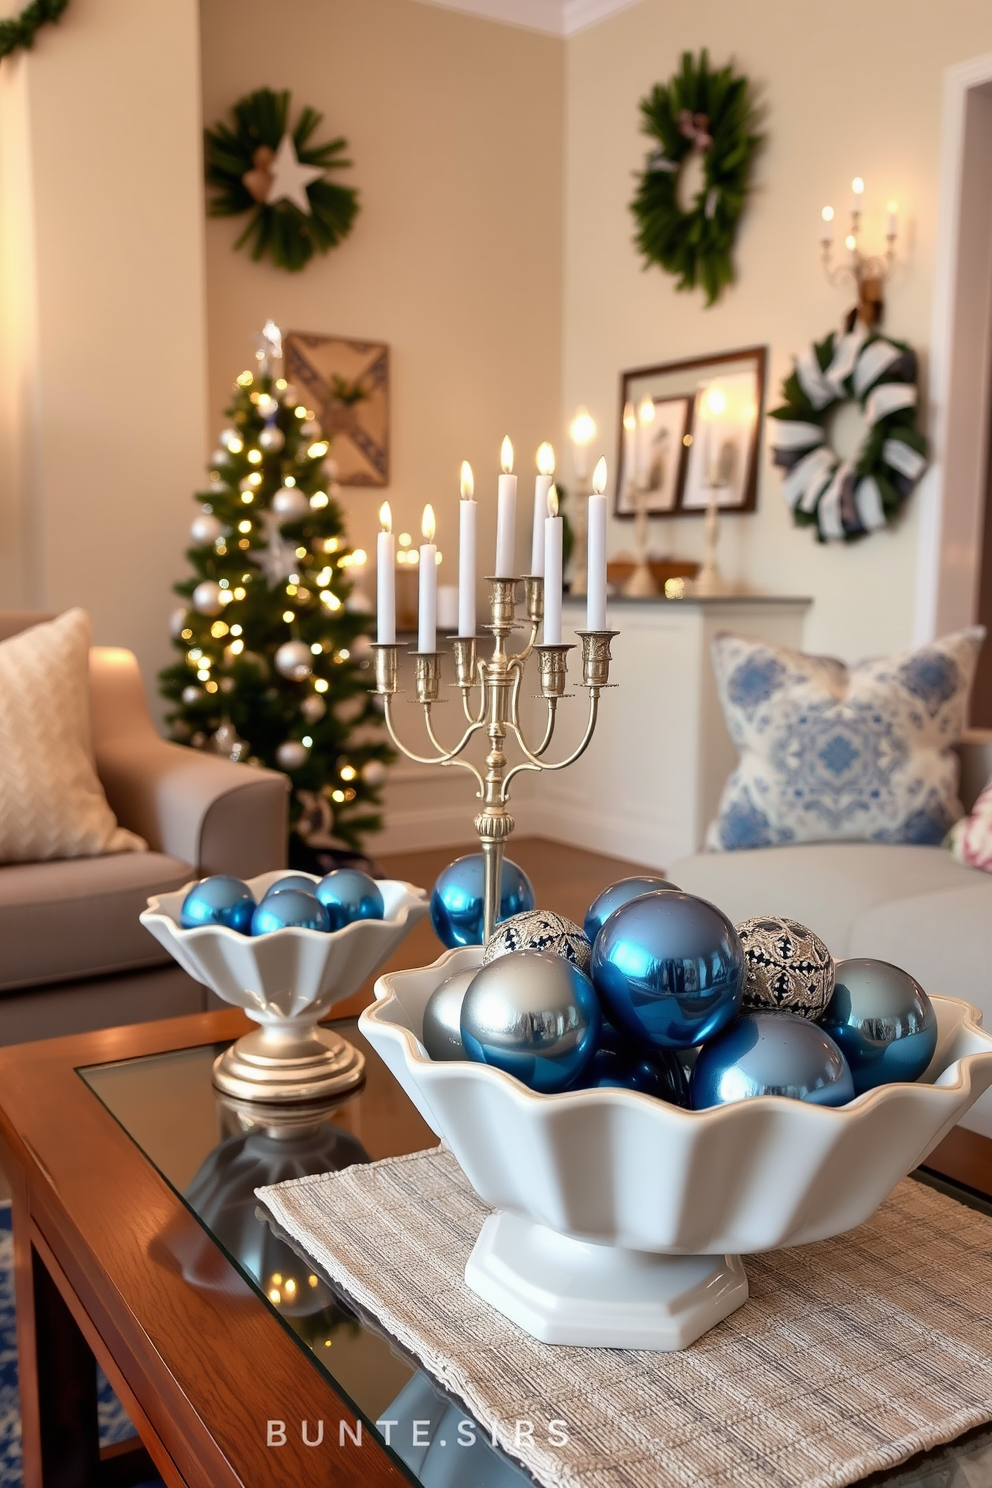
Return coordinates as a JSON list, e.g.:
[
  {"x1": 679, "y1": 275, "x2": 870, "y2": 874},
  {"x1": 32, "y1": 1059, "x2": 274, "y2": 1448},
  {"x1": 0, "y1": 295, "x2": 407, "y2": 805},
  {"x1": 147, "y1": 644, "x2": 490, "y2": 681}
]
[
  {"x1": 0, "y1": 0, "x2": 68, "y2": 61},
  {"x1": 630, "y1": 50, "x2": 762, "y2": 306},
  {"x1": 205, "y1": 87, "x2": 359, "y2": 273}
]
